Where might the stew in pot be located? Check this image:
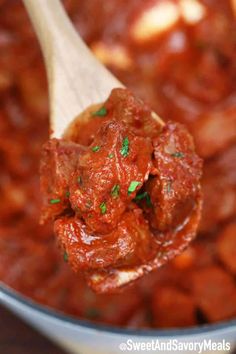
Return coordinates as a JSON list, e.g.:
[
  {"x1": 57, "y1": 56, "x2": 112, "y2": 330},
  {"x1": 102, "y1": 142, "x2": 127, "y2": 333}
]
[{"x1": 0, "y1": 0, "x2": 235, "y2": 328}]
